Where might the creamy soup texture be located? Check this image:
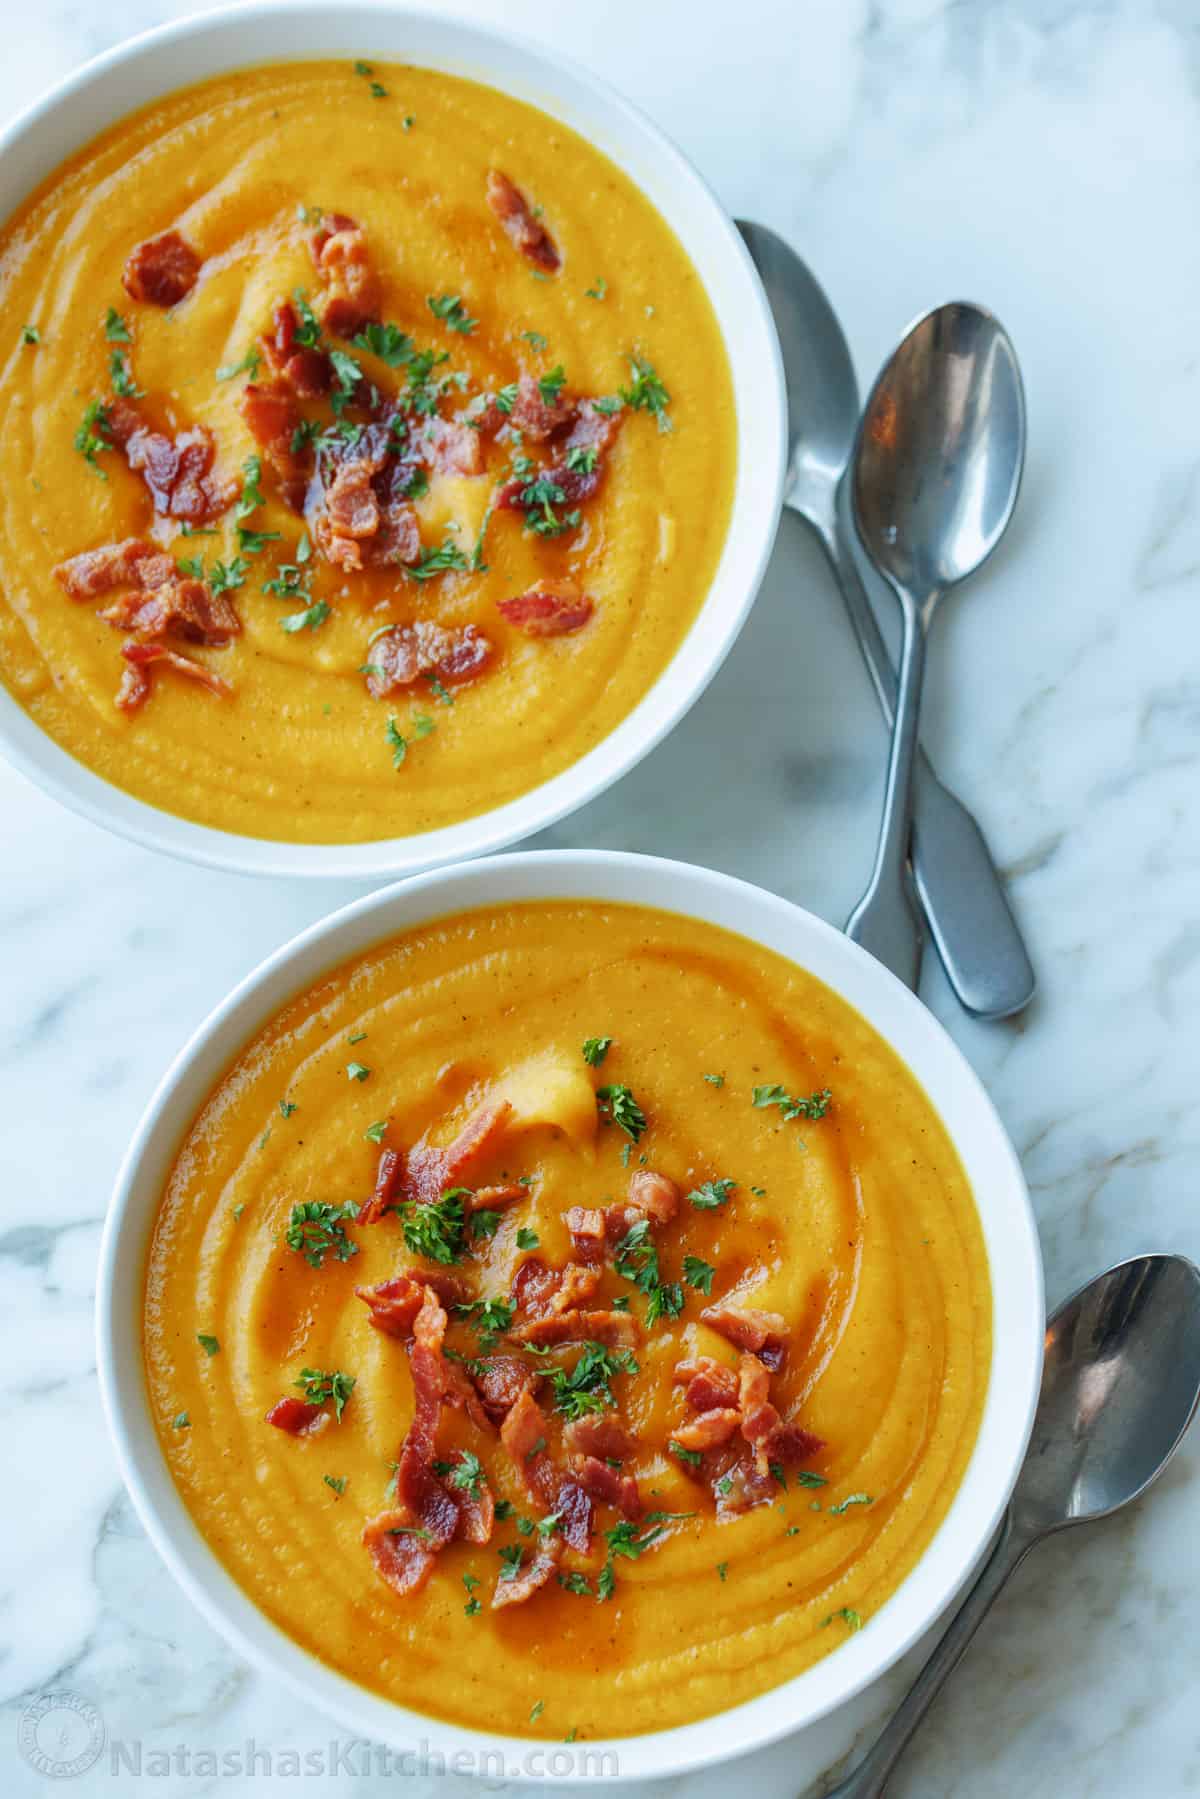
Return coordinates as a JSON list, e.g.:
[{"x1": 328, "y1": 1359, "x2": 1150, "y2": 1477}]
[
  {"x1": 0, "y1": 61, "x2": 735, "y2": 841},
  {"x1": 143, "y1": 901, "x2": 992, "y2": 1739}
]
